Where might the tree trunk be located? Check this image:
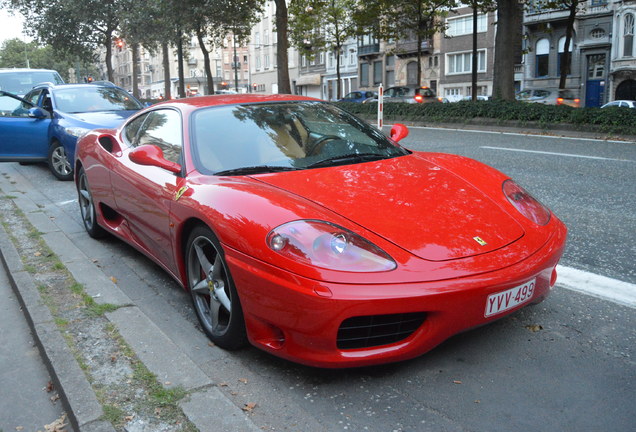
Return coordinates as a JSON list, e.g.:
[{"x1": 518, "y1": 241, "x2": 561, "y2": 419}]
[
  {"x1": 105, "y1": 36, "x2": 114, "y2": 82},
  {"x1": 177, "y1": 31, "x2": 185, "y2": 98},
  {"x1": 162, "y1": 42, "x2": 171, "y2": 100},
  {"x1": 132, "y1": 43, "x2": 140, "y2": 98},
  {"x1": 275, "y1": 0, "x2": 292, "y2": 94},
  {"x1": 416, "y1": 3, "x2": 423, "y2": 86},
  {"x1": 197, "y1": 28, "x2": 215, "y2": 95},
  {"x1": 492, "y1": 0, "x2": 522, "y2": 101},
  {"x1": 559, "y1": 1, "x2": 578, "y2": 90},
  {"x1": 471, "y1": 3, "x2": 478, "y2": 101}
]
